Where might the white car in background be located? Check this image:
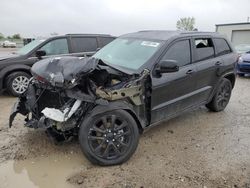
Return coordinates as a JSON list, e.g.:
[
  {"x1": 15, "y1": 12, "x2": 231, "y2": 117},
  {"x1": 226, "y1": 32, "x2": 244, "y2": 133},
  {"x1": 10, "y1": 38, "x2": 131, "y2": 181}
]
[{"x1": 2, "y1": 40, "x2": 17, "y2": 48}]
